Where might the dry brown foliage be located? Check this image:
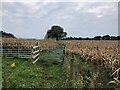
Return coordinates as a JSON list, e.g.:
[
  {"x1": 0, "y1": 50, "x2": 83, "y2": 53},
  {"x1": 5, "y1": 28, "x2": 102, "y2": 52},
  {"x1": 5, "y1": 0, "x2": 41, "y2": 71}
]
[{"x1": 61, "y1": 40, "x2": 120, "y2": 72}]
